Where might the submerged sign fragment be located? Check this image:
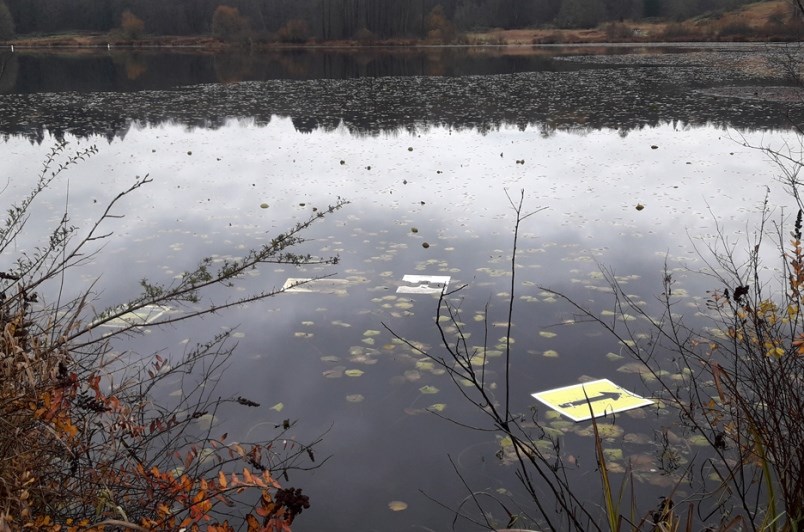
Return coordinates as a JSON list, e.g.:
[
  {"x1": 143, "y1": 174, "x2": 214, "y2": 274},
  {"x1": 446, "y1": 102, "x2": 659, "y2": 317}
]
[
  {"x1": 97, "y1": 304, "x2": 170, "y2": 328},
  {"x1": 531, "y1": 378, "x2": 653, "y2": 422},
  {"x1": 396, "y1": 275, "x2": 450, "y2": 294},
  {"x1": 282, "y1": 277, "x2": 349, "y2": 294}
]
